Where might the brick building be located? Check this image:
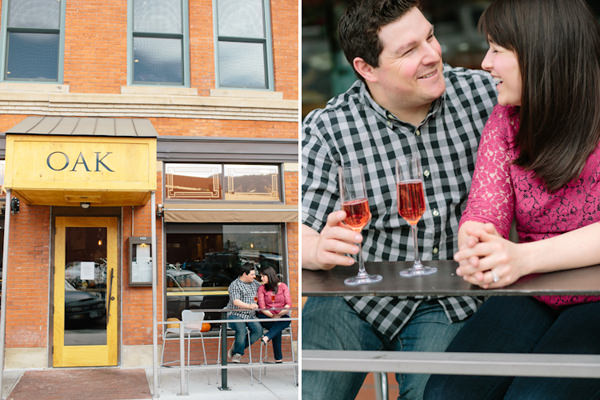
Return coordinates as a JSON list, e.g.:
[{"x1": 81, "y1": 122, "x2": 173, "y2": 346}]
[{"x1": 0, "y1": 0, "x2": 298, "y2": 376}]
